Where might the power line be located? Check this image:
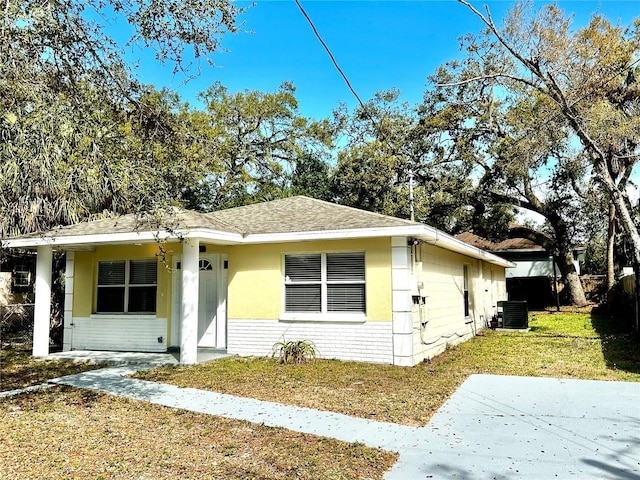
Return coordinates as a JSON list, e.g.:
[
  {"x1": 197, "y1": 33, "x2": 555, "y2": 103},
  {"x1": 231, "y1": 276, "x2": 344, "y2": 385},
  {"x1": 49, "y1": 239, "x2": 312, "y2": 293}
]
[
  {"x1": 294, "y1": 0, "x2": 367, "y2": 111},
  {"x1": 294, "y1": 0, "x2": 416, "y2": 220}
]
